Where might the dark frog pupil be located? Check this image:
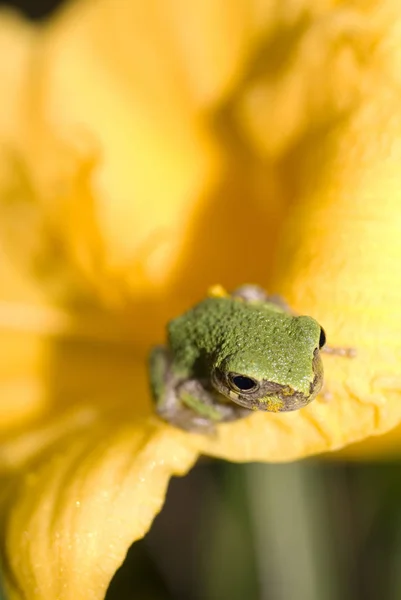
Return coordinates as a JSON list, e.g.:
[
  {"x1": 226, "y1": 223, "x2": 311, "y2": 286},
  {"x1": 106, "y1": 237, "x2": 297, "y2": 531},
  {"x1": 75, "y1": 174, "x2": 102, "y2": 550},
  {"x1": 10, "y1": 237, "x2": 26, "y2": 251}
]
[
  {"x1": 319, "y1": 327, "x2": 326, "y2": 349},
  {"x1": 231, "y1": 375, "x2": 257, "y2": 392}
]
